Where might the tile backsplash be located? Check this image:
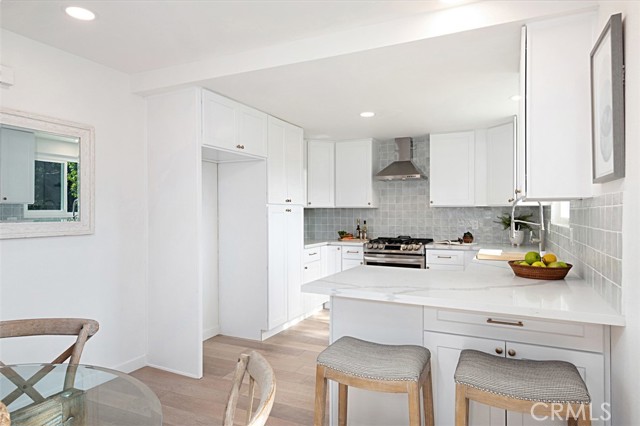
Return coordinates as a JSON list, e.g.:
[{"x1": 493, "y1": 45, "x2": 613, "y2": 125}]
[
  {"x1": 305, "y1": 137, "x2": 540, "y2": 244},
  {"x1": 546, "y1": 193, "x2": 623, "y2": 312}
]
